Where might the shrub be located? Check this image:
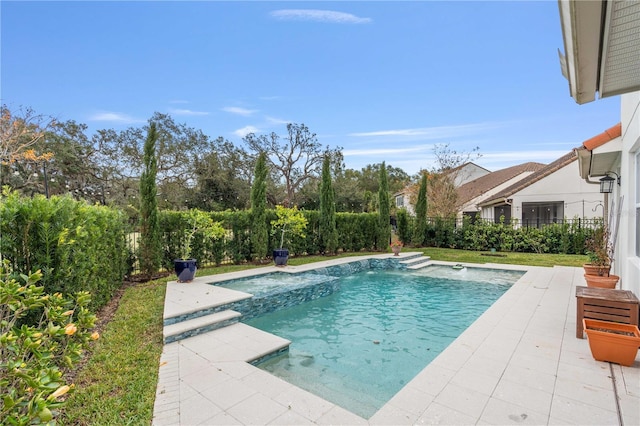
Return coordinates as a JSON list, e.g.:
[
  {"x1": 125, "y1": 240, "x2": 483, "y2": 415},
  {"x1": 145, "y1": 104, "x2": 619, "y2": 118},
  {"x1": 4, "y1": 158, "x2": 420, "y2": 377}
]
[
  {"x1": 0, "y1": 189, "x2": 128, "y2": 310},
  {"x1": 396, "y1": 208, "x2": 412, "y2": 245},
  {"x1": 0, "y1": 263, "x2": 98, "y2": 425}
]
